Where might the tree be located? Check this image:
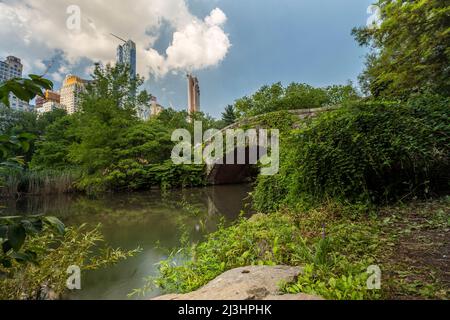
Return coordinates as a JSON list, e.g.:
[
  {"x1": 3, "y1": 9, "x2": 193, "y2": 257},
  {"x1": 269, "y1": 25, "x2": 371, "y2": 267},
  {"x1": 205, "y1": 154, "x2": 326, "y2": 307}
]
[
  {"x1": 221, "y1": 105, "x2": 237, "y2": 126},
  {"x1": 234, "y1": 82, "x2": 360, "y2": 118},
  {"x1": 0, "y1": 75, "x2": 66, "y2": 269},
  {"x1": 68, "y1": 64, "x2": 141, "y2": 173},
  {"x1": 30, "y1": 116, "x2": 76, "y2": 170},
  {"x1": 352, "y1": 0, "x2": 450, "y2": 99}
]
